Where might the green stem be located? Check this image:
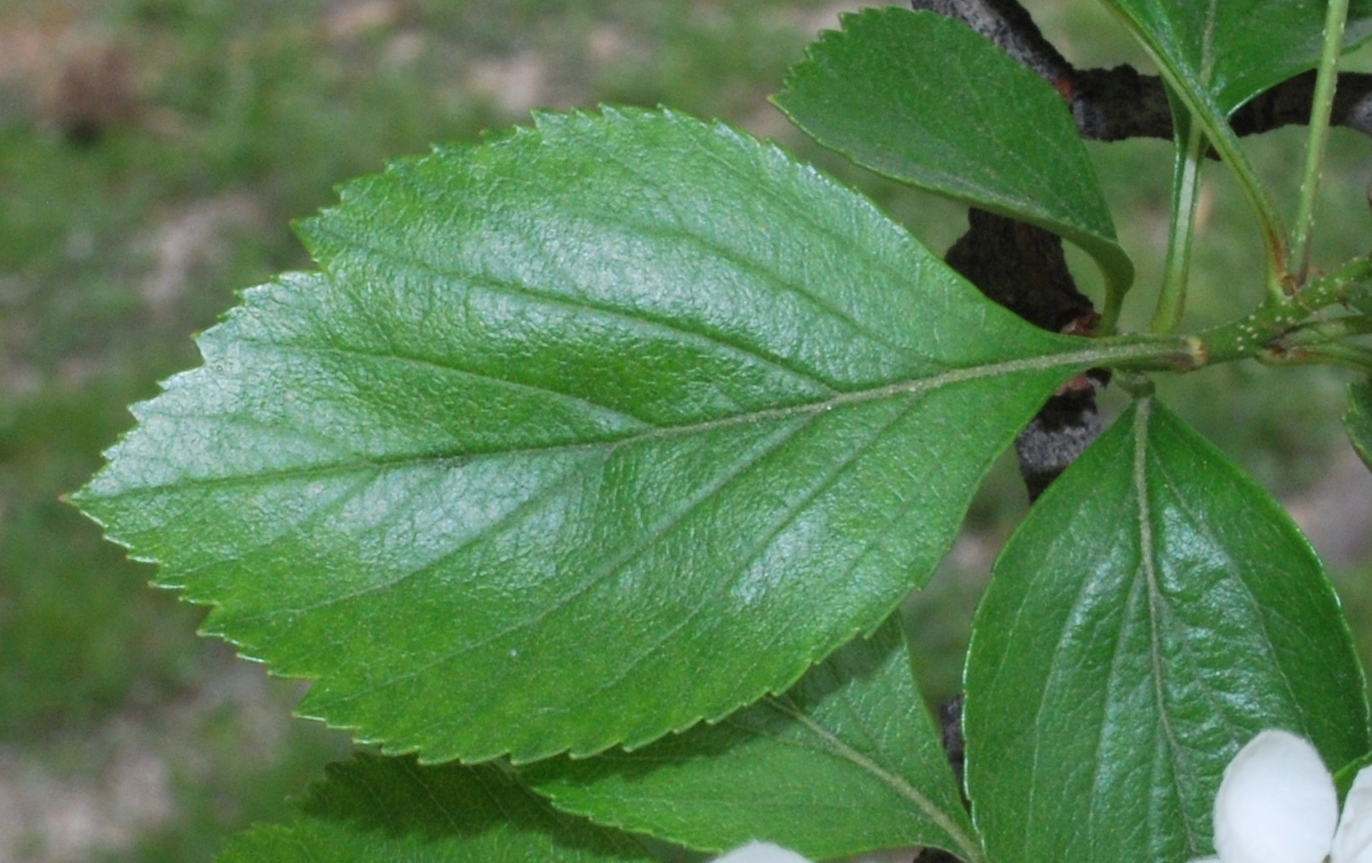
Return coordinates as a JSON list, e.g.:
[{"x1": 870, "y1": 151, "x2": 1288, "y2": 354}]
[
  {"x1": 1260, "y1": 342, "x2": 1372, "y2": 373},
  {"x1": 1098, "y1": 271, "x2": 1127, "y2": 336},
  {"x1": 1181, "y1": 96, "x2": 1289, "y2": 297},
  {"x1": 1099, "y1": 6, "x2": 1289, "y2": 292},
  {"x1": 1284, "y1": 315, "x2": 1372, "y2": 344},
  {"x1": 1150, "y1": 117, "x2": 1206, "y2": 333},
  {"x1": 1290, "y1": 0, "x2": 1351, "y2": 283},
  {"x1": 1096, "y1": 332, "x2": 1206, "y2": 373},
  {"x1": 1201, "y1": 255, "x2": 1372, "y2": 363}
]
